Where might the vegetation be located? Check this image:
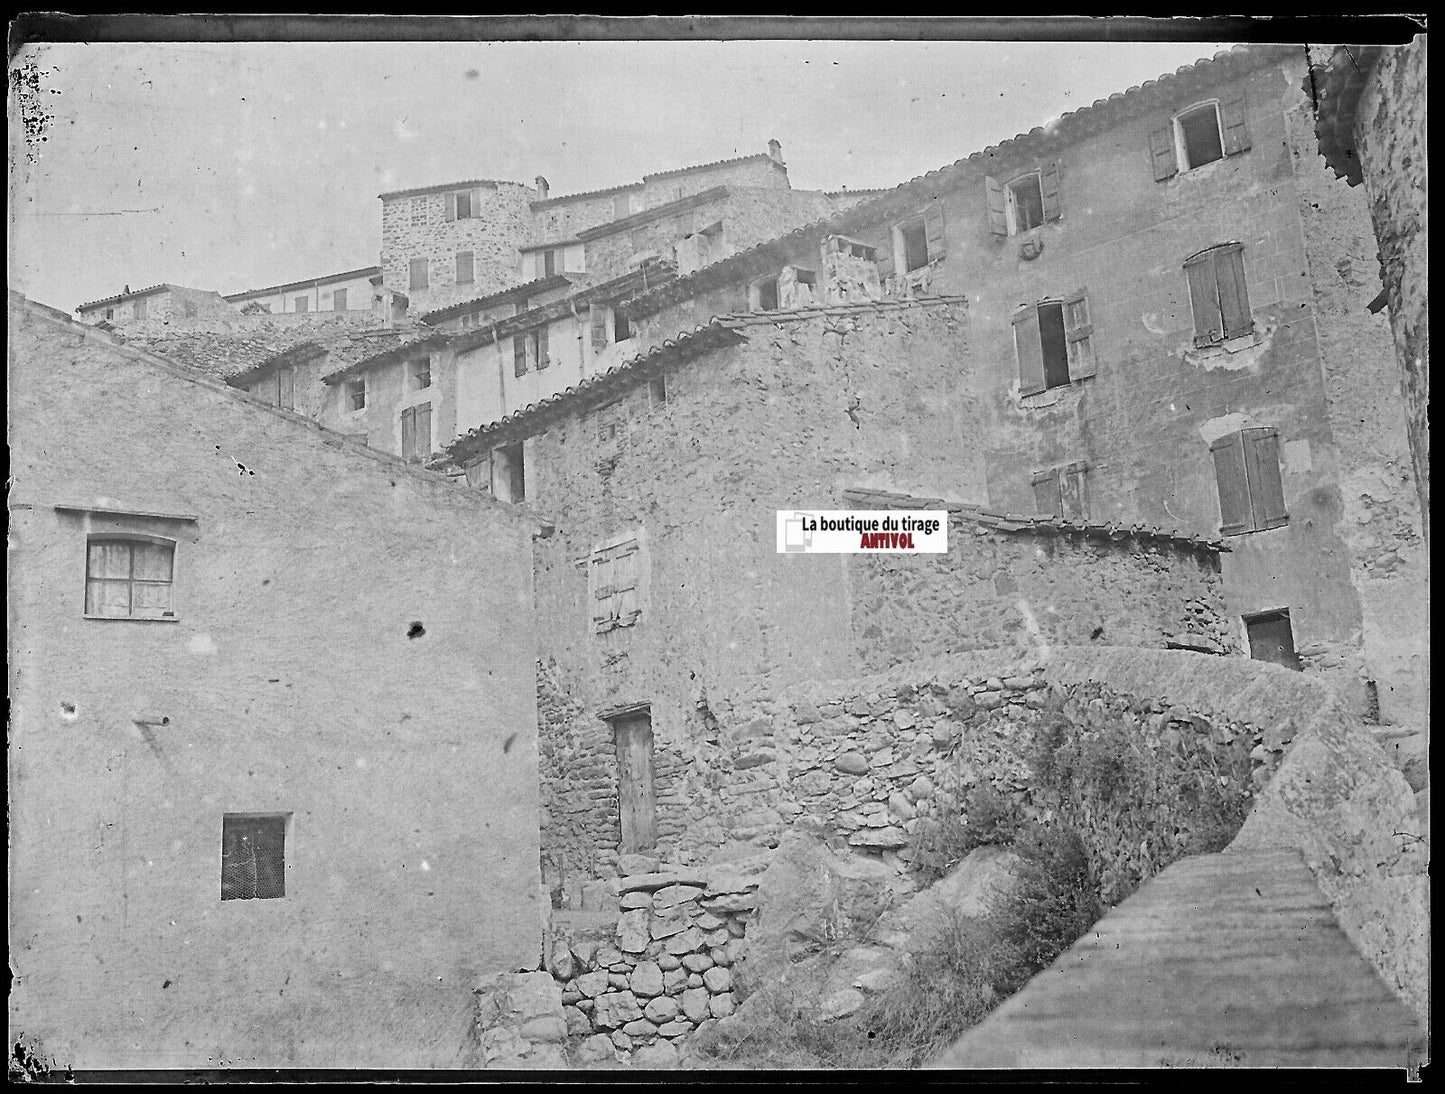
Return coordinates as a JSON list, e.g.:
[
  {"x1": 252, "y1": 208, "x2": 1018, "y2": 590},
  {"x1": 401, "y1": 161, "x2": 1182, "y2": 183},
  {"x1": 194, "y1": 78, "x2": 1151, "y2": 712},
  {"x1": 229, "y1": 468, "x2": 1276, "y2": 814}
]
[{"x1": 686, "y1": 686, "x2": 1253, "y2": 1070}]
